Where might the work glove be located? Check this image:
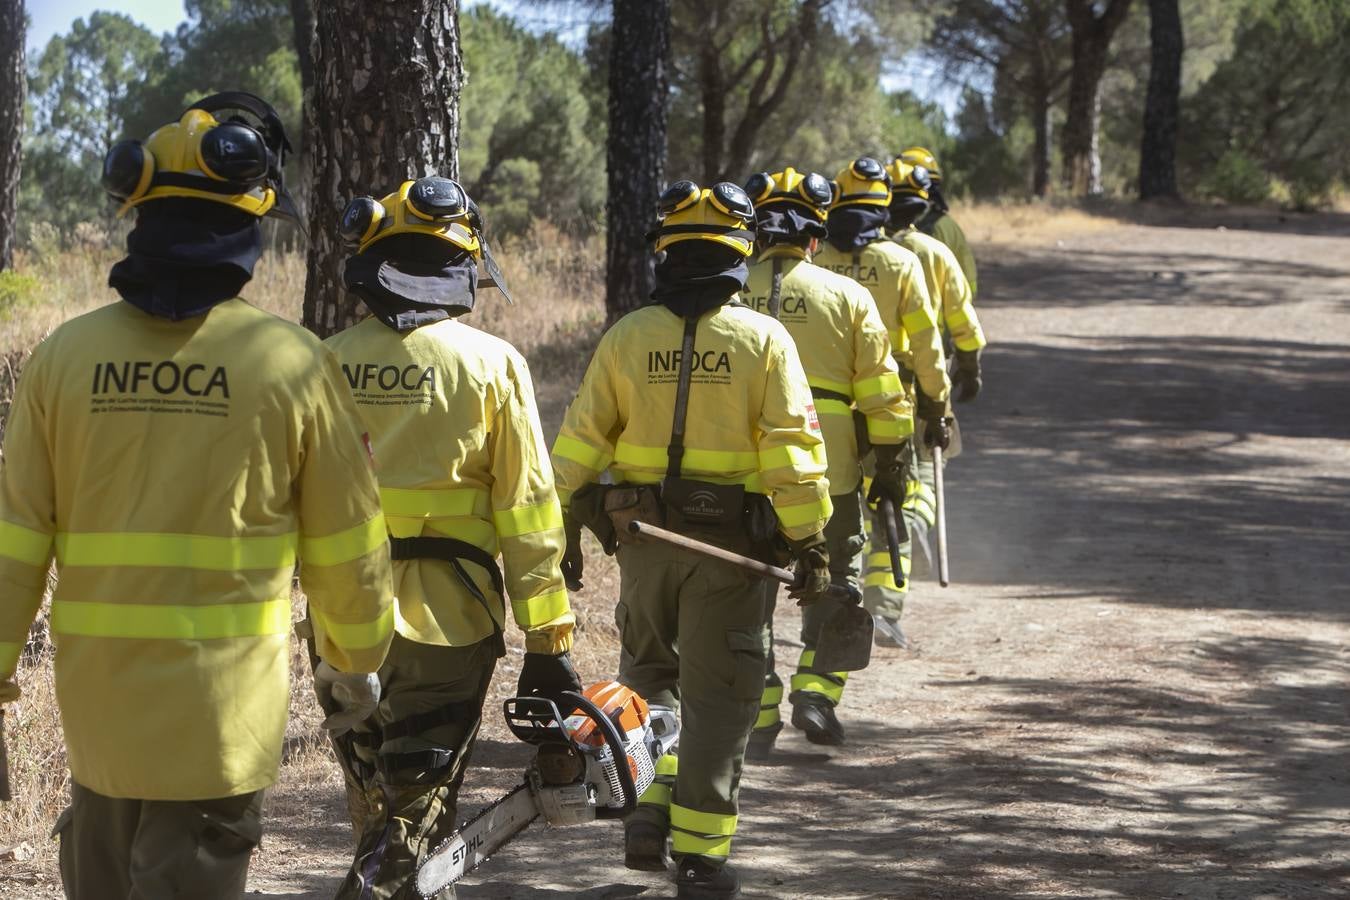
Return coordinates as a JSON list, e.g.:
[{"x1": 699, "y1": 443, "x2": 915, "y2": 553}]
[
  {"x1": 517, "y1": 651, "x2": 584, "y2": 707},
  {"x1": 915, "y1": 390, "x2": 952, "y2": 451},
  {"x1": 786, "y1": 532, "x2": 831, "y2": 607},
  {"x1": 313, "y1": 661, "x2": 381, "y2": 734},
  {"x1": 952, "y1": 349, "x2": 982, "y2": 403},
  {"x1": 561, "y1": 513, "x2": 584, "y2": 591},
  {"x1": 866, "y1": 441, "x2": 909, "y2": 508}
]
